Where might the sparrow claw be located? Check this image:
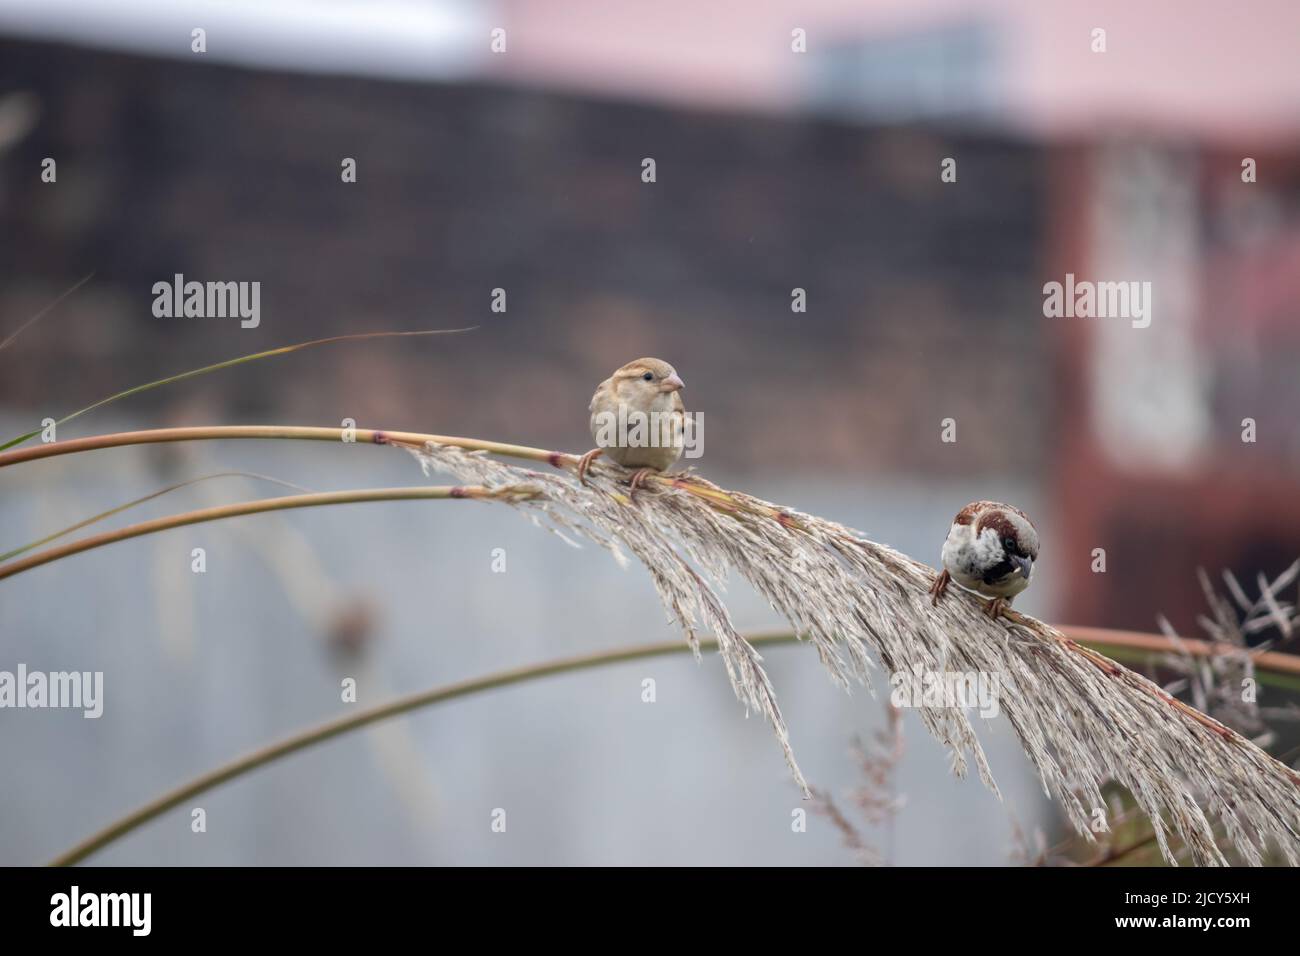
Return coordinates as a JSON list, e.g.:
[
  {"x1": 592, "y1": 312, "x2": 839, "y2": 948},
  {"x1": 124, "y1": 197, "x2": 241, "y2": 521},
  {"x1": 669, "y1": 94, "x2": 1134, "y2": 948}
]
[
  {"x1": 928, "y1": 568, "x2": 950, "y2": 606},
  {"x1": 576, "y1": 448, "x2": 603, "y2": 487},
  {"x1": 982, "y1": 596, "x2": 1010, "y2": 620},
  {"x1": 627, "y1": 467, "x2": 654, "y2": 501}
]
